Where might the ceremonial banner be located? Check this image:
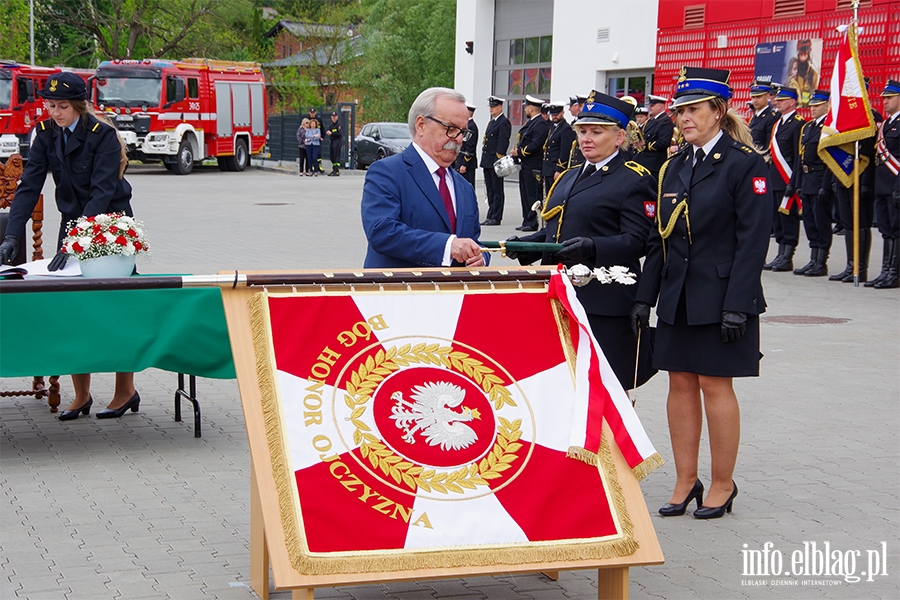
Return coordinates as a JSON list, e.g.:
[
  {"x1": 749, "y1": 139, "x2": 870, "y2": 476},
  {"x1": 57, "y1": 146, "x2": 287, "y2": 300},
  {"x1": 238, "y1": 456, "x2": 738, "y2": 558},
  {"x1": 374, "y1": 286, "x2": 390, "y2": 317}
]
[
  {"x1": 818, "y1": 24, "x2": 877, "y2": 186},
  {"x1": 247, "y1": 270, "x2": 661, "y2": 575}
]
